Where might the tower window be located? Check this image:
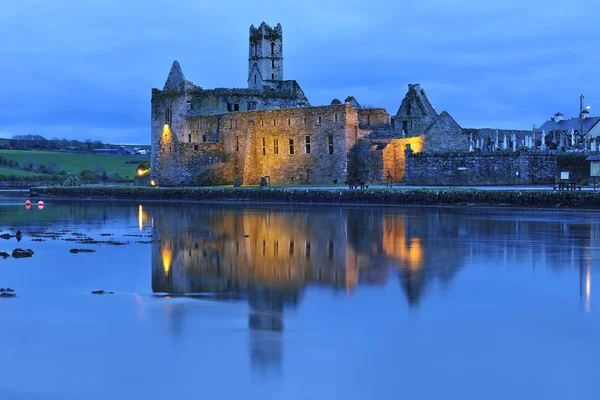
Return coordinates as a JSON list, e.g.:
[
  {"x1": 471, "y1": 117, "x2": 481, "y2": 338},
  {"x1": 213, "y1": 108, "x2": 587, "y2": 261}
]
[
  {"x1": 335, "y1": 113, "x2": 338, "y2": 123},
  {"x1": 328, "y1": 135, "x2": 334, "y2": 155},
  {"x1": 273, "y1": 119, "x2": 276, "y2": 126},
  {"x1": 234, "y1": 104, "x2": 239, "y2": 111},
  {"x1": 317, "y1": 116, "x2": 322, "y2": 125},
  {"x1": 273, "y1": 138, "x2": 279, "y2": 155},
  {"x1": 271, "y1": 73, "x2": 274, "y2": 80},
  {"x1": 288, "y1": 118, "x2": 291, "y2": 126},
  {"x1": 367, "y1": 114, "x2": 370, "y2": 125},
  {"x1": 402, "y1": 120, "x2": 408, "y2": 133},
  {"x1": 272, "y1": 59, "x2": 275, "y2": 68},
  {"x1": 305, "y1": 136, "x2": 311, "y2": 154},
  {"x1": 188, "y1": 134, "x2": 191, "y2": 143},
  {"x1": 202, "y1": 135, "x2": 207, "y2": 142},
  {"x1": 262, "y1": 137, "x2": 266, "y2": 155},
  {"x1": 235, "y1": 136, "x2": 239, "y2": 151},
  {"x1": 407, "y1": 104, "x2": 412, "y2": 116},
  {"x1": 271, "y1": 42, "x2": 275, "y2": 55},
  {"x1": 254, "y1": 75, "x2": 257, "y2": 84},
  {"x1": 227, "y1": 103, "x2": 232, "y2": 112},
  {"x1": 289, "y1": 139, "x2": 294, "y2": 154},
  {"x1": 164, "y1": 107, "x2": 172, "y2": 125},
  {"x1": 304, "y1": 117, "x2": 307, "y2": 124},
  {"x1": 194, "y1": 144, "x2": 198, "y2": 151}
]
